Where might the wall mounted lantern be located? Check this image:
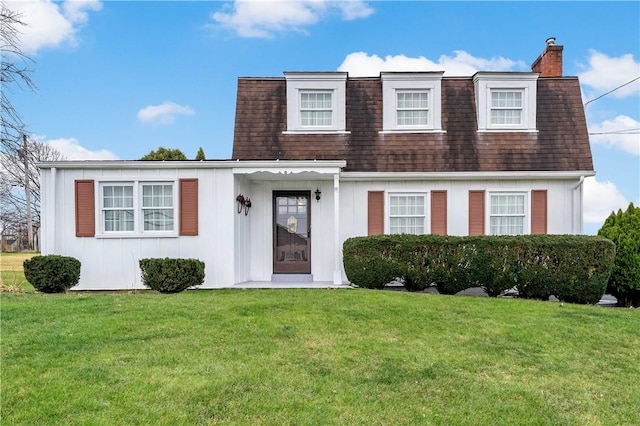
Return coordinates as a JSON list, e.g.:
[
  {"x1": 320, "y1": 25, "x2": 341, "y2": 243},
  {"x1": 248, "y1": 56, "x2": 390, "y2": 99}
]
[
  {"x1": 314, "y1": 188, "x2": 322, "y2": 202},
  {"x1": 236, "y1": 194, "x2": 252, "y2": 215}
]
